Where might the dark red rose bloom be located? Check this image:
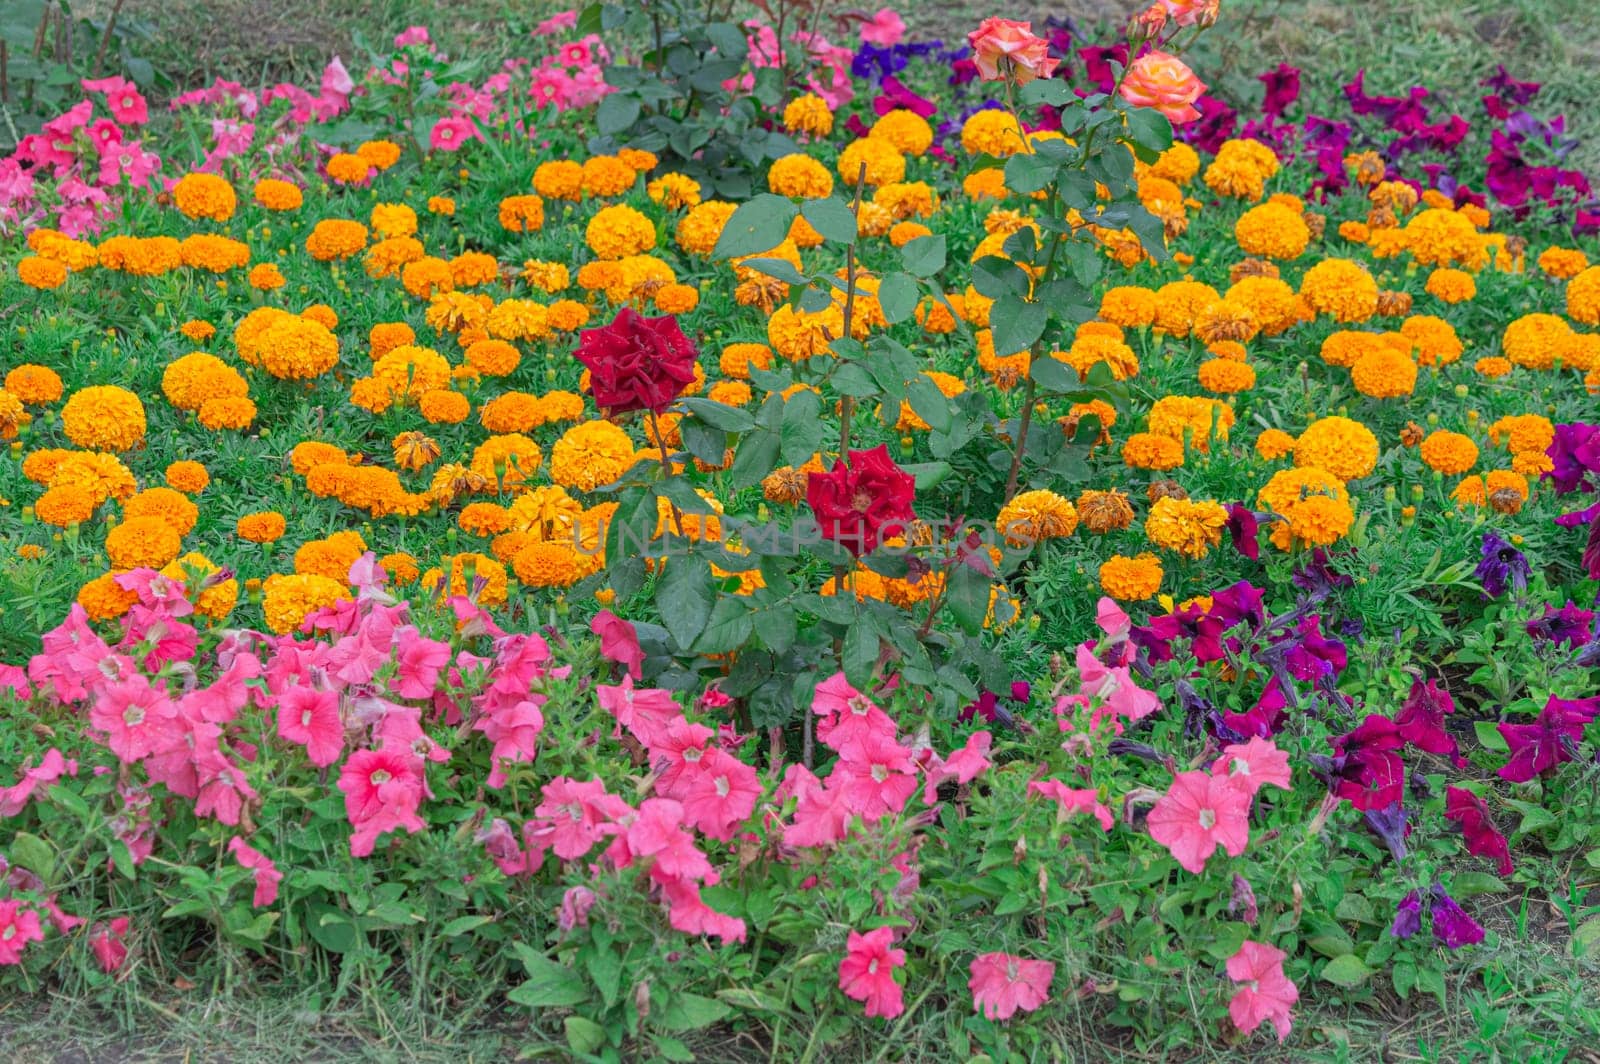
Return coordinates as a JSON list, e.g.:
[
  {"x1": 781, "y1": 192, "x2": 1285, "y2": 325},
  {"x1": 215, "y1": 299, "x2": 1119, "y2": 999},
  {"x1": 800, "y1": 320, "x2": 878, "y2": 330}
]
[
  {"x1": 805, "y1": 445, "x2": 916, "y2": 557},
  {"x1": 574, "y1": 306, "x2": 698, "y2": 414}
]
